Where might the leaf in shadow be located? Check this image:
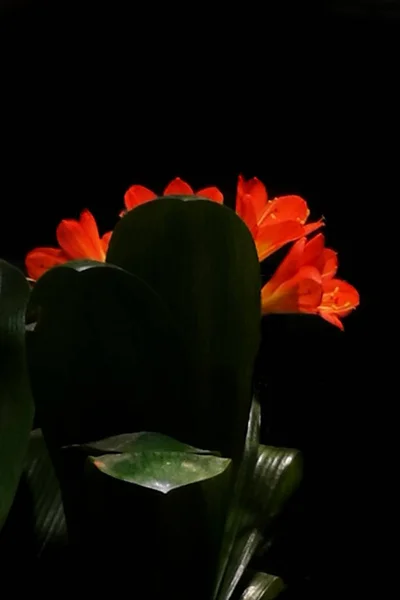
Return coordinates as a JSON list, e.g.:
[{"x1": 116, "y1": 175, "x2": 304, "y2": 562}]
[
  {"x1": 217, "y1": 445, "x2": 302, "y2": 599},
  {"x1": 0, "y1": 429, "x2": 67, "y2": 562},
  {"x1": 107, "y1": 198, "x2": 261, "y2": 462},
  {"x1": 0, "y1": 260, "x2": 34, "y2": 530},
  {"x1": 214, "y1": 397, "x2": 261, "y2": 597}
]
